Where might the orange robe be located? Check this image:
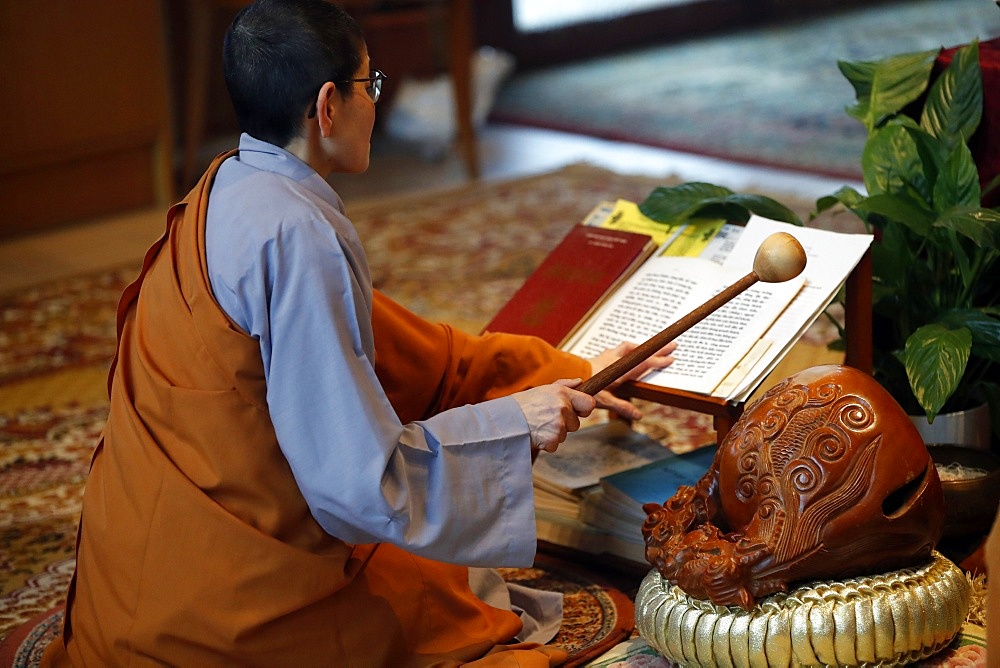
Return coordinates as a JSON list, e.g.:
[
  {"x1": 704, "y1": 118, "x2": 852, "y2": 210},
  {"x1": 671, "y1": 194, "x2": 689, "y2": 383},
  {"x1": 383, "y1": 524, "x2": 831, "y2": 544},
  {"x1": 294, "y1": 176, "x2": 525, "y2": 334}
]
[{"x1": 42, "y1": 154, "x2": 589, "y2": 667}]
